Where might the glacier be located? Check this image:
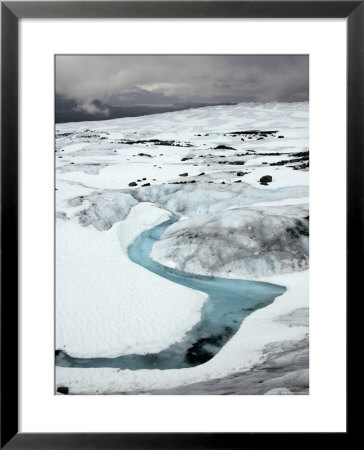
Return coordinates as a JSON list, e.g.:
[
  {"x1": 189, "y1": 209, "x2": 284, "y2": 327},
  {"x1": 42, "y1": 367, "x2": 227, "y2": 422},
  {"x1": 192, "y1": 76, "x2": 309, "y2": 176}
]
[{"x1": 56, "y1": 102, "x2": 309, "y2": 394}]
